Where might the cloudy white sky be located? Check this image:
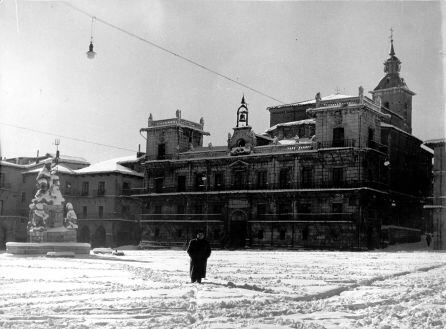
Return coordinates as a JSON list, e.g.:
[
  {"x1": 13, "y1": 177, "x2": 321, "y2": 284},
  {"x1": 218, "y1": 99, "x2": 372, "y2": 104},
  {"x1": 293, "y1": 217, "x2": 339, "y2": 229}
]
[{"x1": 1, "y1": 0, "x2": 444, "y2": 163}]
